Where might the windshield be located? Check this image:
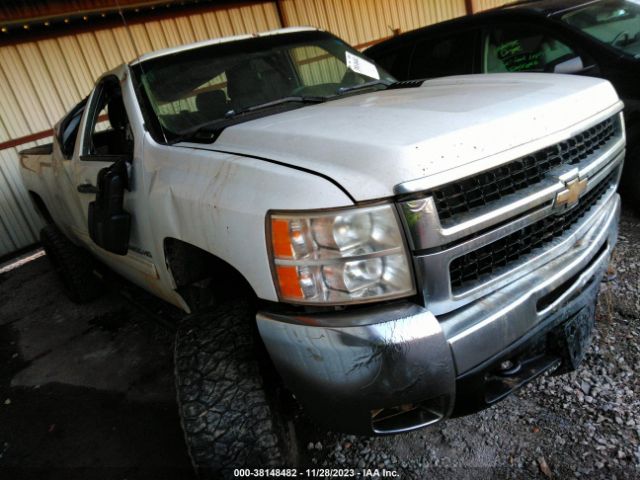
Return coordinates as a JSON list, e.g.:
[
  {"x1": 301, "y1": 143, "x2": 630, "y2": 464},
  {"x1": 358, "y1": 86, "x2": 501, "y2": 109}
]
[
  {"x1": 561, "y1": 0, "x2": 640, "y2": 58},
  {"x1": 133, "y1": 30, "x2": 394, "y2": 142}
]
